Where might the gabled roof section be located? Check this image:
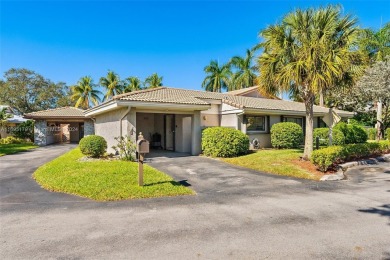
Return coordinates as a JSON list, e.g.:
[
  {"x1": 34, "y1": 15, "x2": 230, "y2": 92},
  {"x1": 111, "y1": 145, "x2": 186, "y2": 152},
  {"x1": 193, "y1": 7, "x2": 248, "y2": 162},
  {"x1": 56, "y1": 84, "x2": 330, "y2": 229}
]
[
  {"x1": 226, "y1": 86, "x2": 260, "y2": 96},
  {"x1": 24, "y1": 107, "x2": 87, "y2": 119}
]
